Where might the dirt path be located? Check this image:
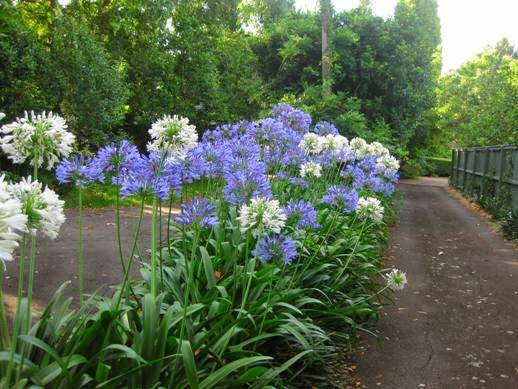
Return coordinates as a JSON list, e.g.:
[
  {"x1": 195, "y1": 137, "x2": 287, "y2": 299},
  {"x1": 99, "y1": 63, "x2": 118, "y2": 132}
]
[
  {"x1": 348, "y1": 178, "x2": 518, "y2": 388},
  {"x1": 3, "y1": 206, "x2": 178, "y2": 316}
]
